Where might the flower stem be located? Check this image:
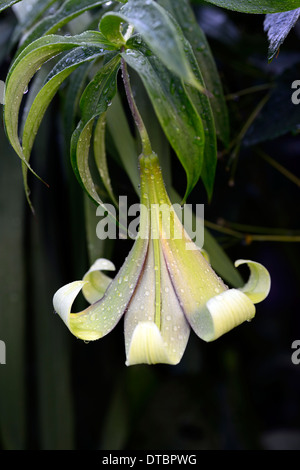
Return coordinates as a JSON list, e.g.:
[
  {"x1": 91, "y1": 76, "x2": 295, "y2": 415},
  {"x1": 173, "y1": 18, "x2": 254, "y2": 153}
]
[{"x1": 121, "y1": 57, "x2": 152, "y2": 157}]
